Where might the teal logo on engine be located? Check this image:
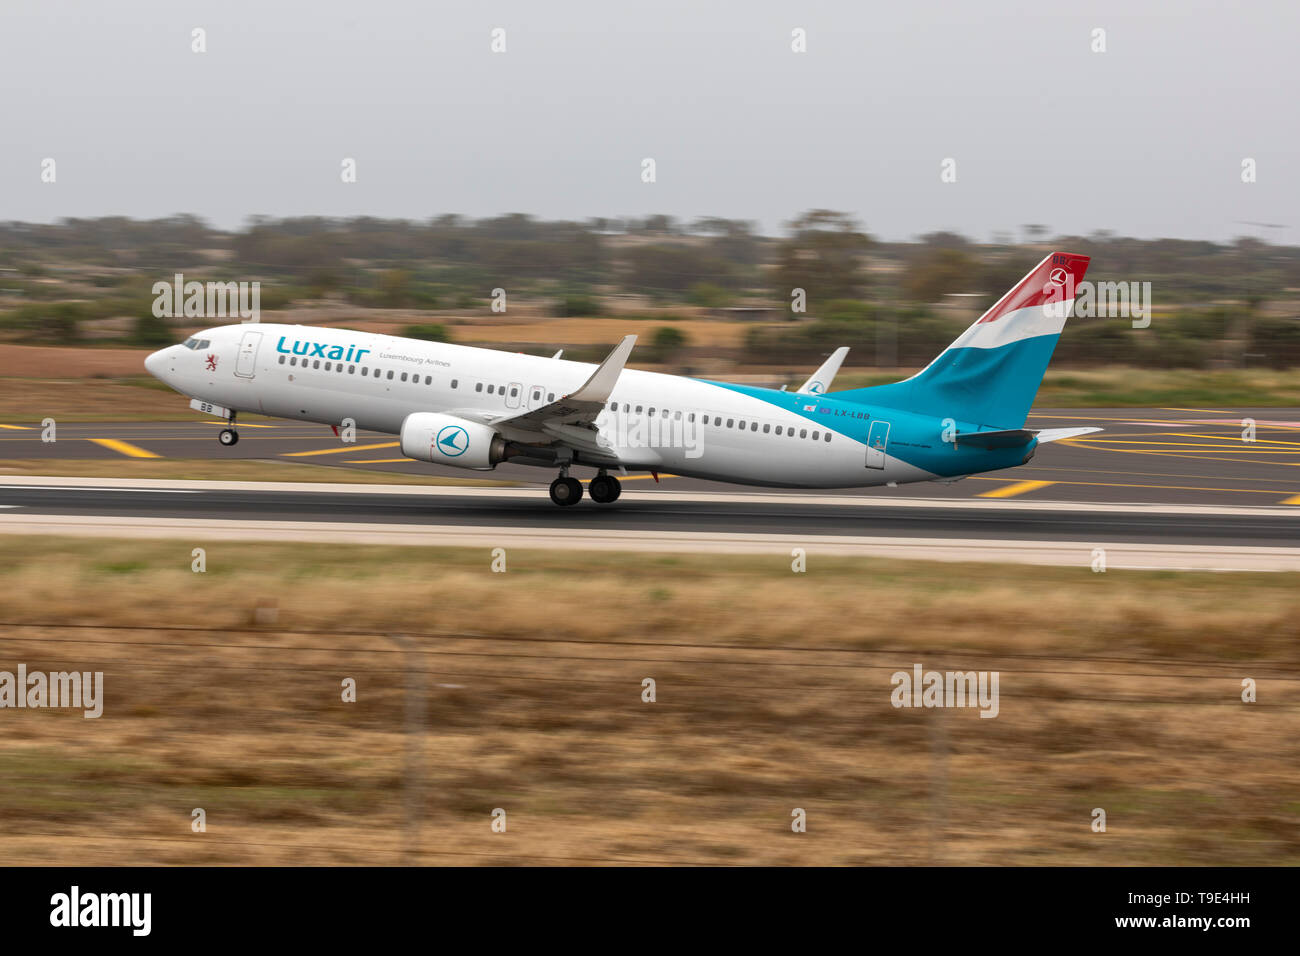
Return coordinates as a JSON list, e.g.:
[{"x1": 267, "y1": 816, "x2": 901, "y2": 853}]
[{"x1": 436, "y1": 425, "x2": 469, "y2": 457}]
